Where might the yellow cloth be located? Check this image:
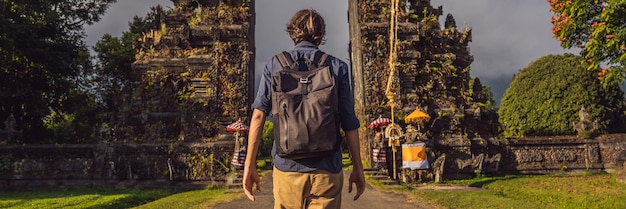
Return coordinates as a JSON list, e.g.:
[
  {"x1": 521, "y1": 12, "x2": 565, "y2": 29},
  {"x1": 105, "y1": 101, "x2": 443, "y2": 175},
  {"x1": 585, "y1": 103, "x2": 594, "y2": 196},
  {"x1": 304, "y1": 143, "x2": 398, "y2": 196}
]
[{"x1": 401, "y1": 143, "x2": 429, "y2": 170}]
